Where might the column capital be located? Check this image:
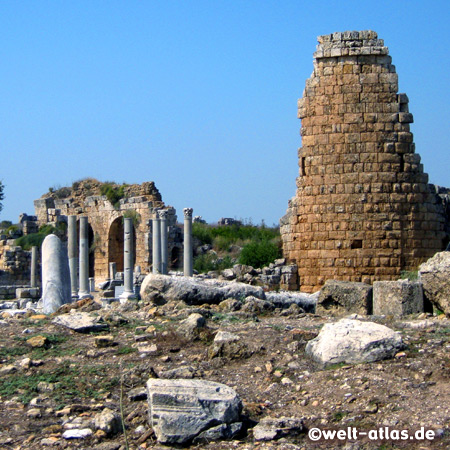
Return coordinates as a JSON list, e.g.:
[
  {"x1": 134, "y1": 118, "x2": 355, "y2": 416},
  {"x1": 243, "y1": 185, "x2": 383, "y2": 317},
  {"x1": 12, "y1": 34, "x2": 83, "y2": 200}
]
[
  {"x1": 183, "y1": 208, "x2": 193, "y2": 218},
  {"x1": 158, "y1": 209, "x2": 168, "y2": 219}
]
